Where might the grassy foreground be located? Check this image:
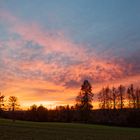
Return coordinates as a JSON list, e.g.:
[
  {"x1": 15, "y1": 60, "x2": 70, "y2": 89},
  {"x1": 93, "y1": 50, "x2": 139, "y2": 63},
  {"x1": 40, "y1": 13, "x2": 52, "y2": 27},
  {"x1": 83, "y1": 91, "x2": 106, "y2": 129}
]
[{"x1": 0, "y1": 119, "x2": 140, "y2": 140}]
